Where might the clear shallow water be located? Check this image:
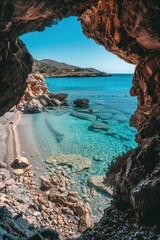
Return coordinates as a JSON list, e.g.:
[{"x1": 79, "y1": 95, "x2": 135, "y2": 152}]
[{"x1": 18, "y1": 74, "x2": 137, "y2": 221}]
